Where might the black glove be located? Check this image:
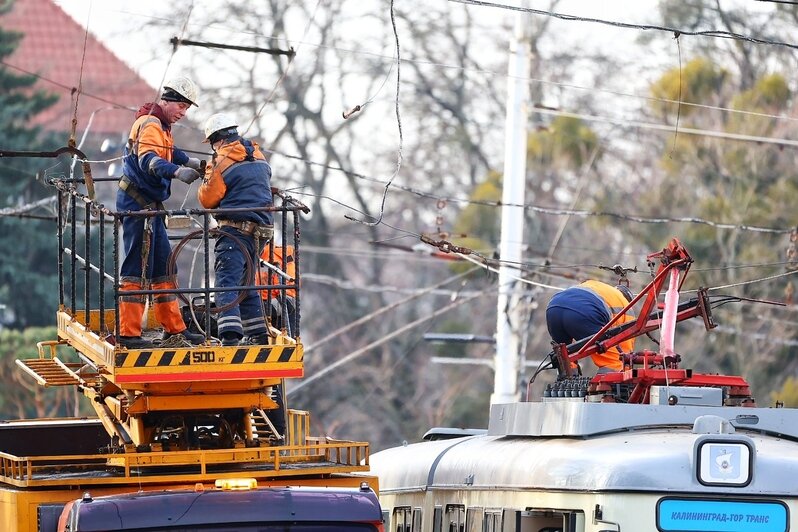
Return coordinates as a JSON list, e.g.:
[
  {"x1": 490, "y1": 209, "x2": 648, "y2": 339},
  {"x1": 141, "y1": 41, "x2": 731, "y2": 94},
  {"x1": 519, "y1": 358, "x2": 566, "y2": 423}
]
[{"x1": 174, "y1": 166, "x2": 200, "y2": 184}]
